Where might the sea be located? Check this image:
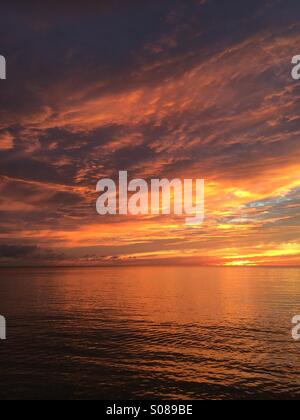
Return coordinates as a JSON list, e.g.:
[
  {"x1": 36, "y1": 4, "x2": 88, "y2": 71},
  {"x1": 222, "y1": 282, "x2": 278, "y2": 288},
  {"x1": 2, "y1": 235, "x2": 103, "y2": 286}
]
[{"x1": 0, "y1": 266, "x2": 299, "y2": 400}]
